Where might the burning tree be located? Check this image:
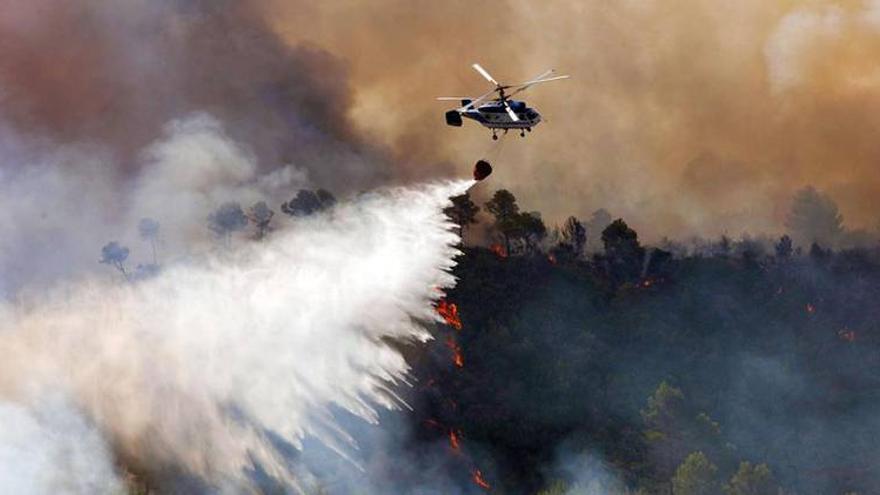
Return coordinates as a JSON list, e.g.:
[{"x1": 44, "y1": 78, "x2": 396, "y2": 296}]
[
  {"x1": 485, "y1": 189, "x2": 547, "y2": 255},
  {"x1": 485, "y1": 189, "x2": 520, "y2": 255}
]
